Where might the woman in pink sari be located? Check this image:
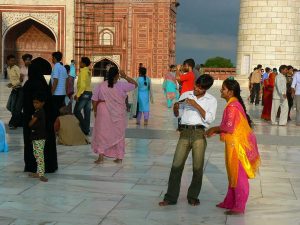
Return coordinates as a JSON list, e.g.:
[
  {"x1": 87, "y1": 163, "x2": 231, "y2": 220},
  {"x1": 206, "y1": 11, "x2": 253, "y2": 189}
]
[
  {"x1": 92, "y1": 67, "x2": 137, "y2": 164},
  {"x1": 206, "y1": 78, "x2": 260, "y2": 215}
]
